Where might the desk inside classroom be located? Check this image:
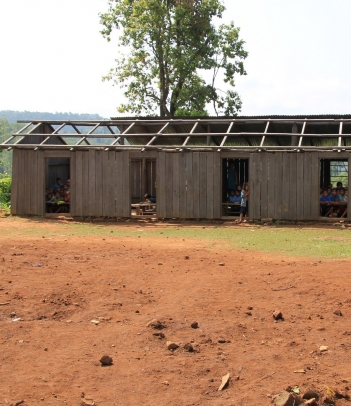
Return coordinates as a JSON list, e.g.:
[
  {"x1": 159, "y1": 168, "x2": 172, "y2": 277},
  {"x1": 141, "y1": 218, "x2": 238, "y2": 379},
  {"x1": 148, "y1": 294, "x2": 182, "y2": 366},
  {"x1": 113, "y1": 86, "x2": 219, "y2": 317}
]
[
  {"x1": 131, "y1": 202, "x2": 157, "y2": 216},
  {"x1": 222, "y1": 202, "x2": 240, "y2": 216}
]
